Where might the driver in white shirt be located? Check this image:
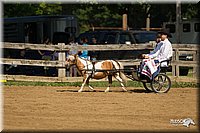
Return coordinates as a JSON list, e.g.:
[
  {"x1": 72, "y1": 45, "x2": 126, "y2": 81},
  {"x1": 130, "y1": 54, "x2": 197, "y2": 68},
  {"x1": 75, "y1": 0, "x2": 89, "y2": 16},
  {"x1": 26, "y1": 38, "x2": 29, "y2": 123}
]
[
  {"x1": 142, "y1": 29, "x2": 173, "y2": 66},
  {"x1": 140, "y1": 29, "x2": 173, "y2": 79}
]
